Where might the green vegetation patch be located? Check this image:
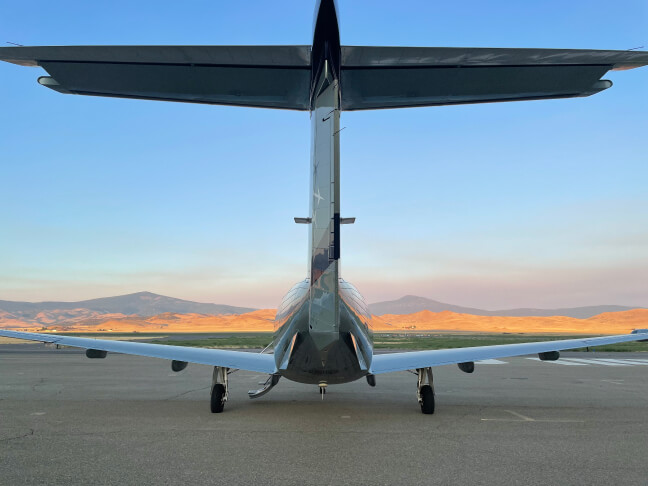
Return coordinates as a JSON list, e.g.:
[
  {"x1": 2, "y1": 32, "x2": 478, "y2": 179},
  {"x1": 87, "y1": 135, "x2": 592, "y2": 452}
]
[
  {"x1": 151, "y1": 334, "x2": 273, "y2": 349},
  {"x1": 139, "y1": 332, "x2": 648, "y2": 352},
  {"x1": 373, "y1": 333, "x2": 648, "y2": 351}
]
